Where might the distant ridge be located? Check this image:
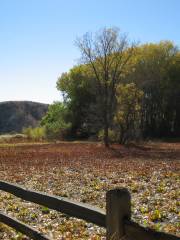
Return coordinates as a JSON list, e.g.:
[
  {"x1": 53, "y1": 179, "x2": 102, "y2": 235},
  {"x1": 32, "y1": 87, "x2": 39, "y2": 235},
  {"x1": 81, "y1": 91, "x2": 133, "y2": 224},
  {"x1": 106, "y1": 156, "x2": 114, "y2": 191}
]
[{"x1": 0, "y1": 101, "x2": 49, "y2": 134}]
